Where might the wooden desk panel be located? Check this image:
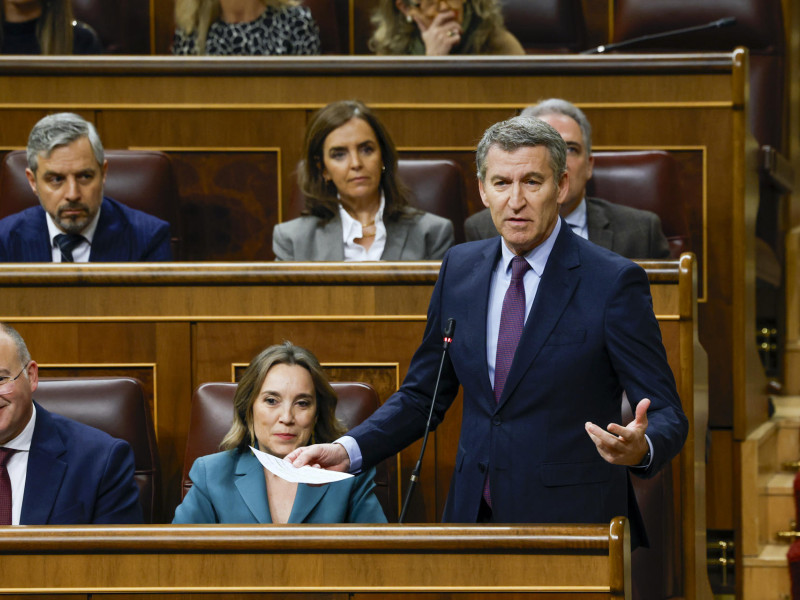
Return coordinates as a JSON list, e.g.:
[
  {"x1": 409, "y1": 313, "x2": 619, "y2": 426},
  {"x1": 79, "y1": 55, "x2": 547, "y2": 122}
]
[{"x1": 0, "y1": 522, "x2": 630, "y2": 598}]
